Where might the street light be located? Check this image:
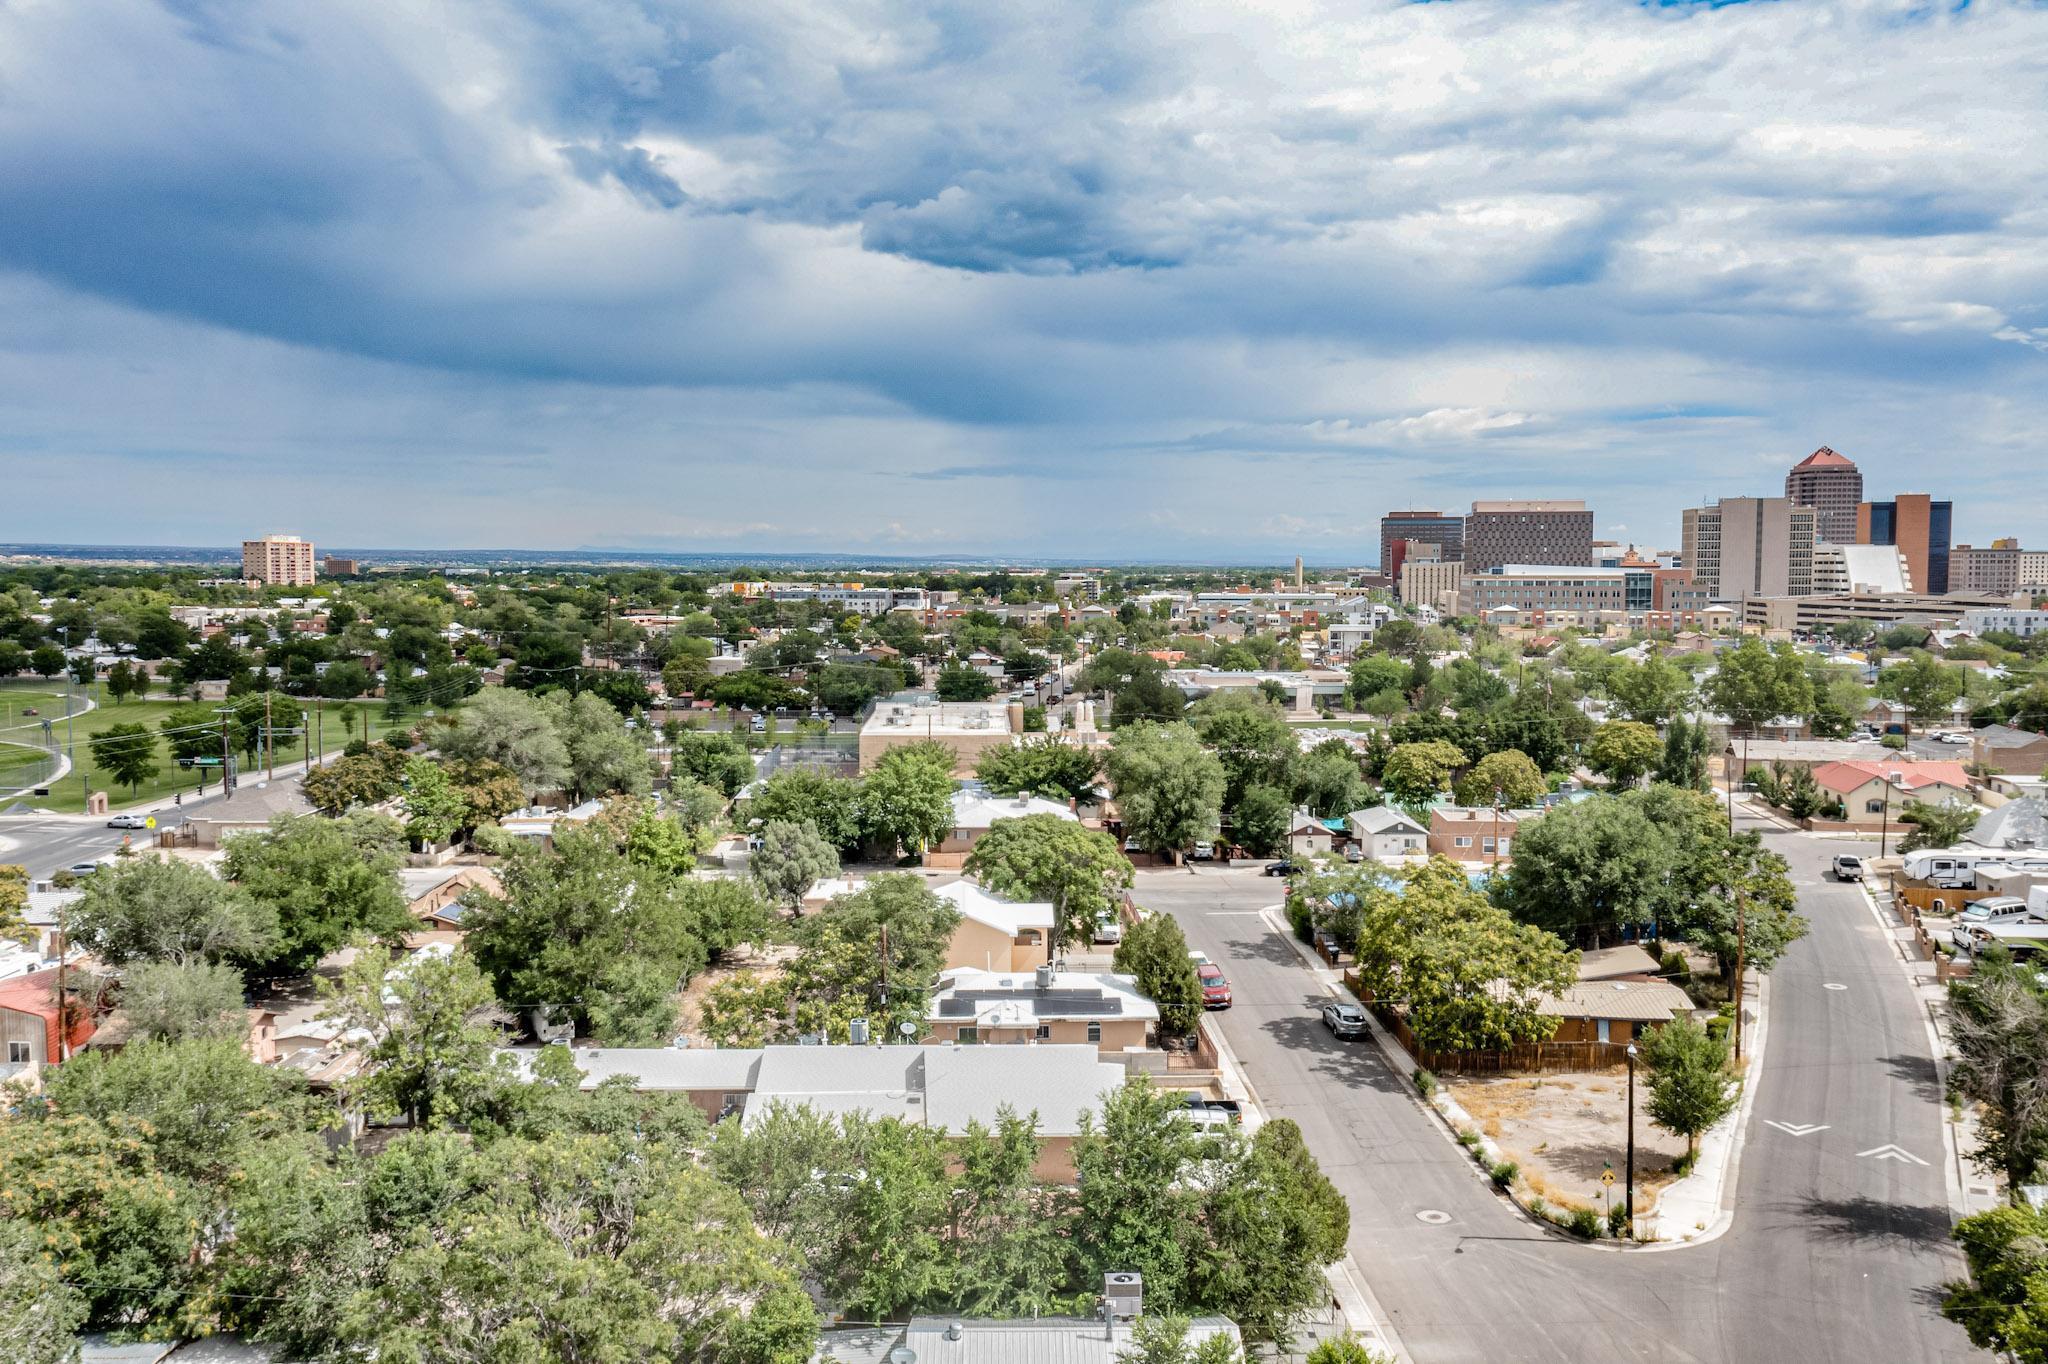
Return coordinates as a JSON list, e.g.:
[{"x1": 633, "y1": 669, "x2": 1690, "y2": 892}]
[
  {"x1": 1878, "y1": 770, "x2": 1905, "y2": 860},
  {"x1": 1625, "y1": 1042, "x2": 1639, "y2": 1236}
]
